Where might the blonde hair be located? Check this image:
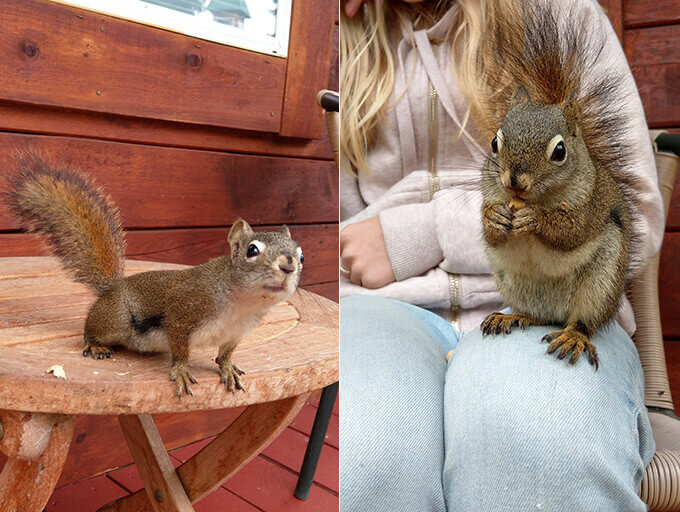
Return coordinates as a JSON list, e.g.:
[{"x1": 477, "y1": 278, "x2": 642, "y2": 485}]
[{"x1": 340, "y1": 0, "x2": 521, "y2": 175}]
